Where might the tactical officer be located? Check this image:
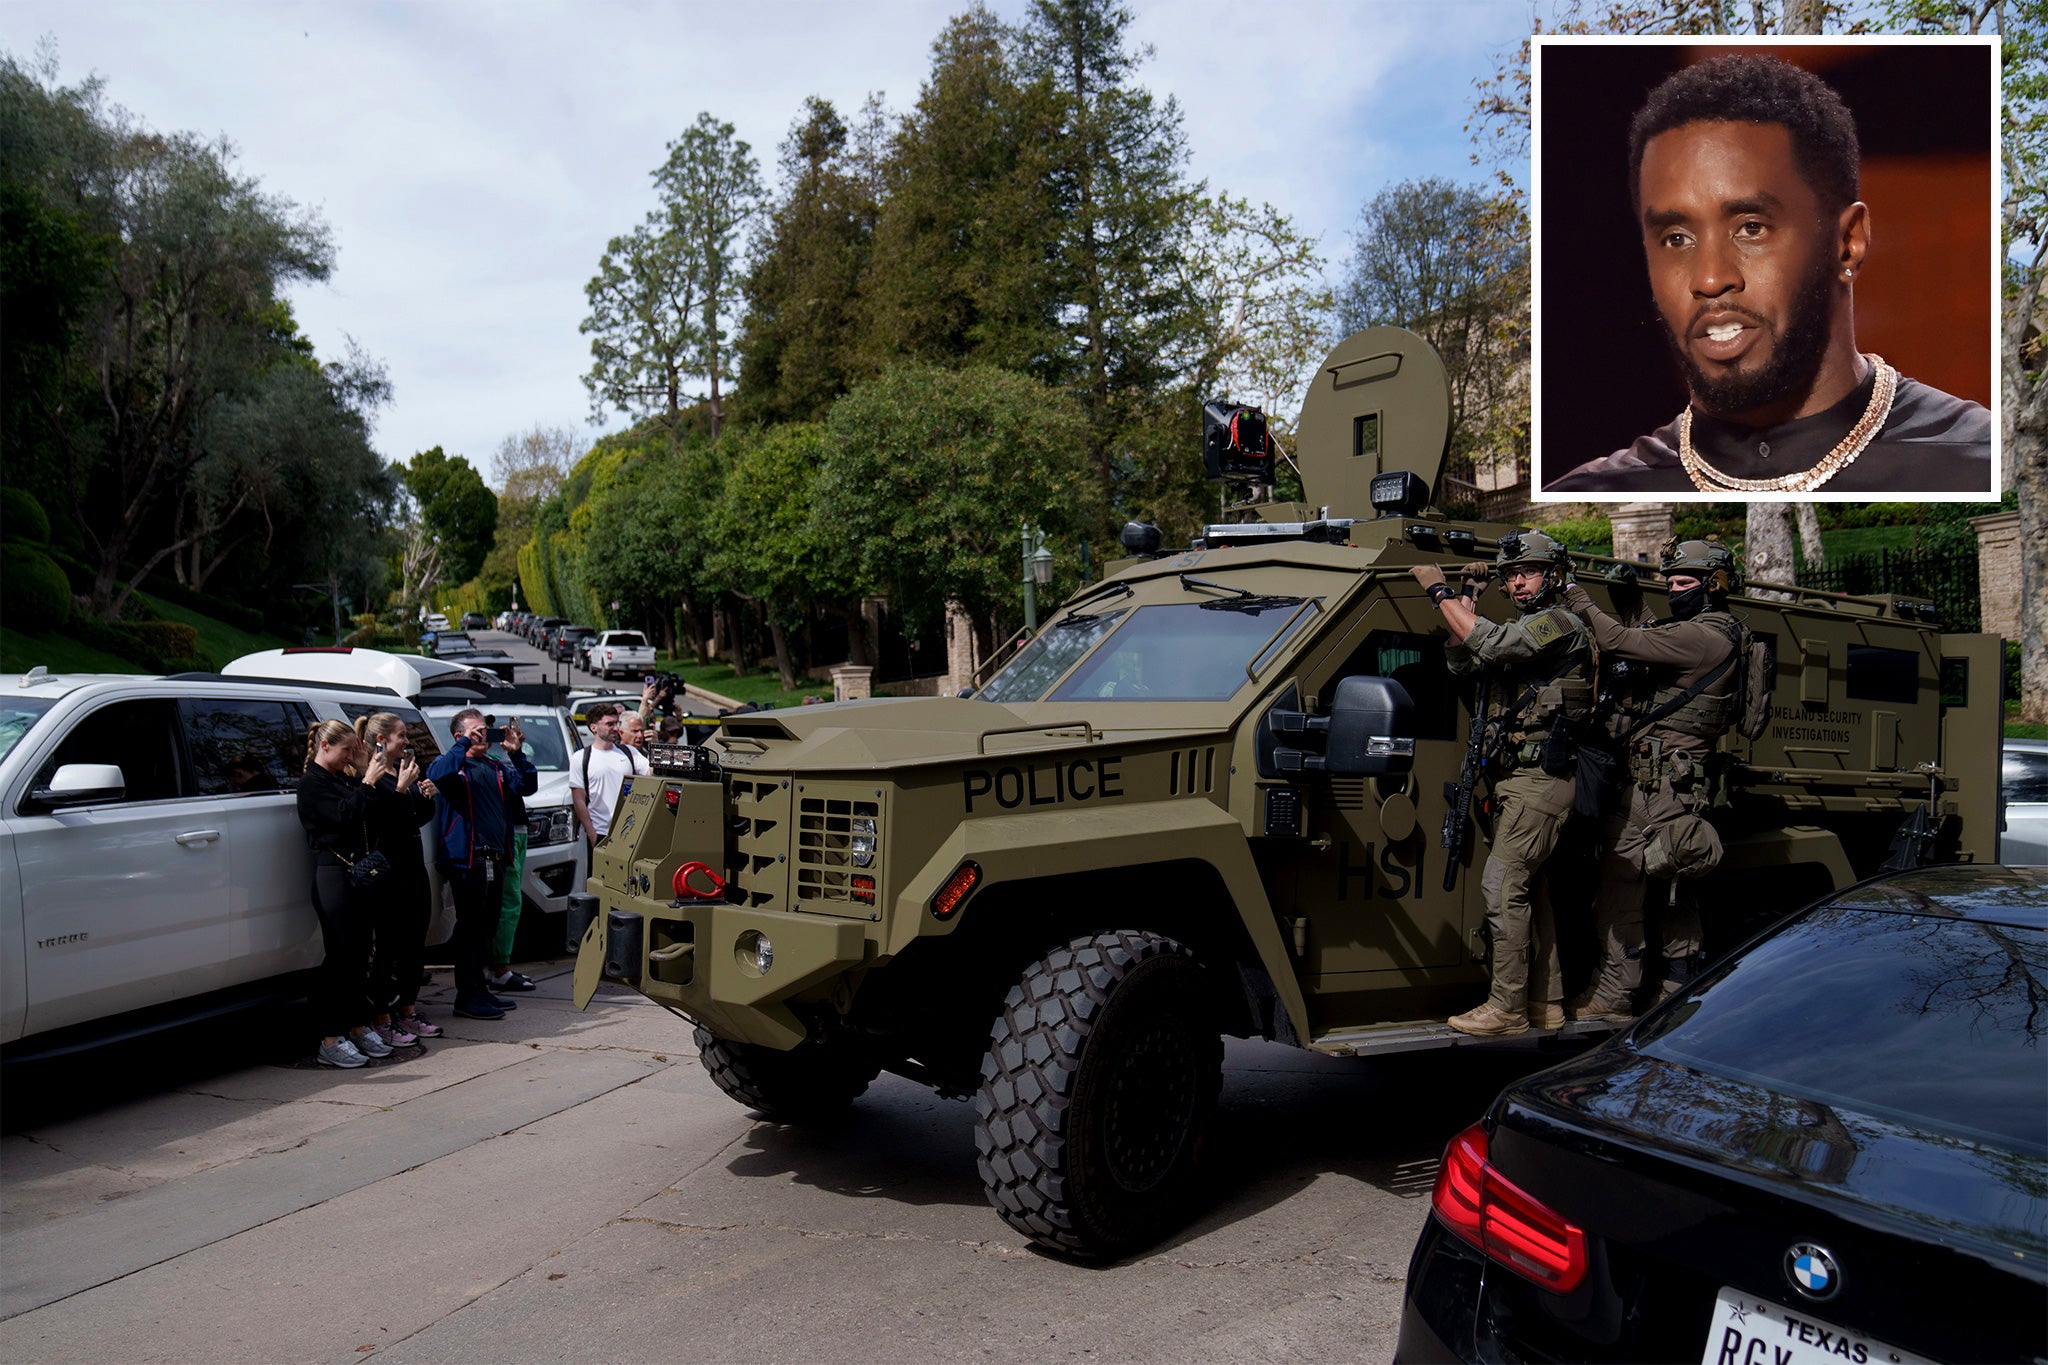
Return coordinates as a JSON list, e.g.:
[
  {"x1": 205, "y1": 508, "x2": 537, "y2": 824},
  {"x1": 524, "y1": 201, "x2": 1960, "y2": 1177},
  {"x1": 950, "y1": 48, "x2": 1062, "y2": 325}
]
[
  {"x1": 1410, "y1": 530, "x2": 1593, "y2": 1037},
  {"x1": 1561, "y1": 538, "x2": 1742, "y2": 1017}
]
